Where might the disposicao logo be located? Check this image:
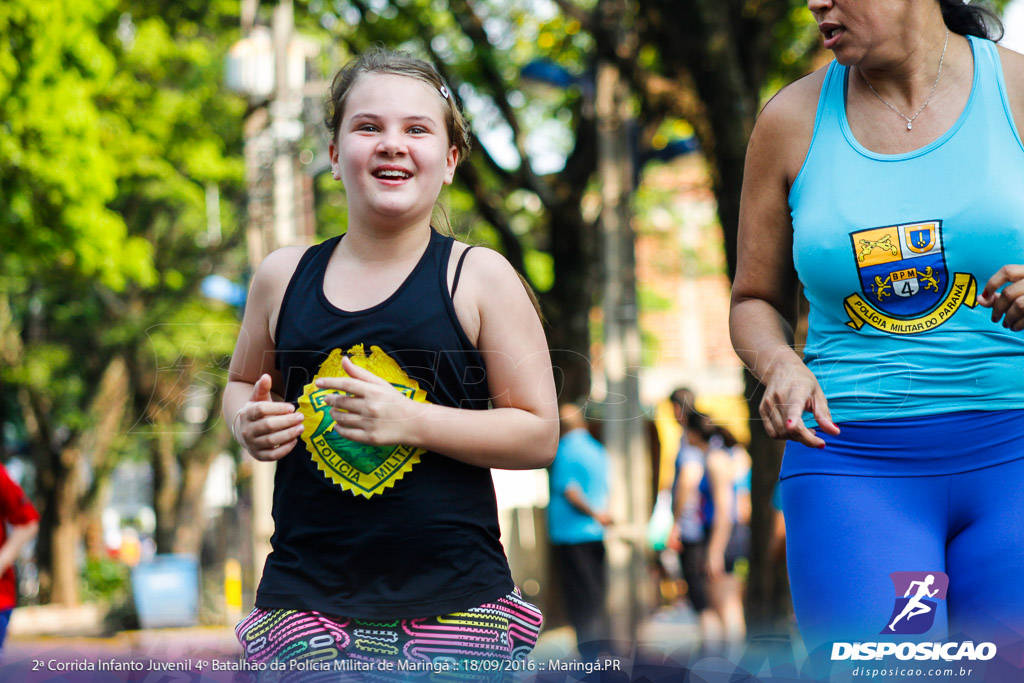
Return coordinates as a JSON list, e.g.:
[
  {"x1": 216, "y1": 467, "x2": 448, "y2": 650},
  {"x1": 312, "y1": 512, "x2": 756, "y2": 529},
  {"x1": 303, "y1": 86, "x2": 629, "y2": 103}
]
[
  {"x1": 880, "y1": 569, "x2": 950, "y2": 634},
  {"x1": 883, "y1": 571, "x2": 948, "y2": 635},
  {"x1": 830, "y1": 571, "x2": 996, "y2": 663}
]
